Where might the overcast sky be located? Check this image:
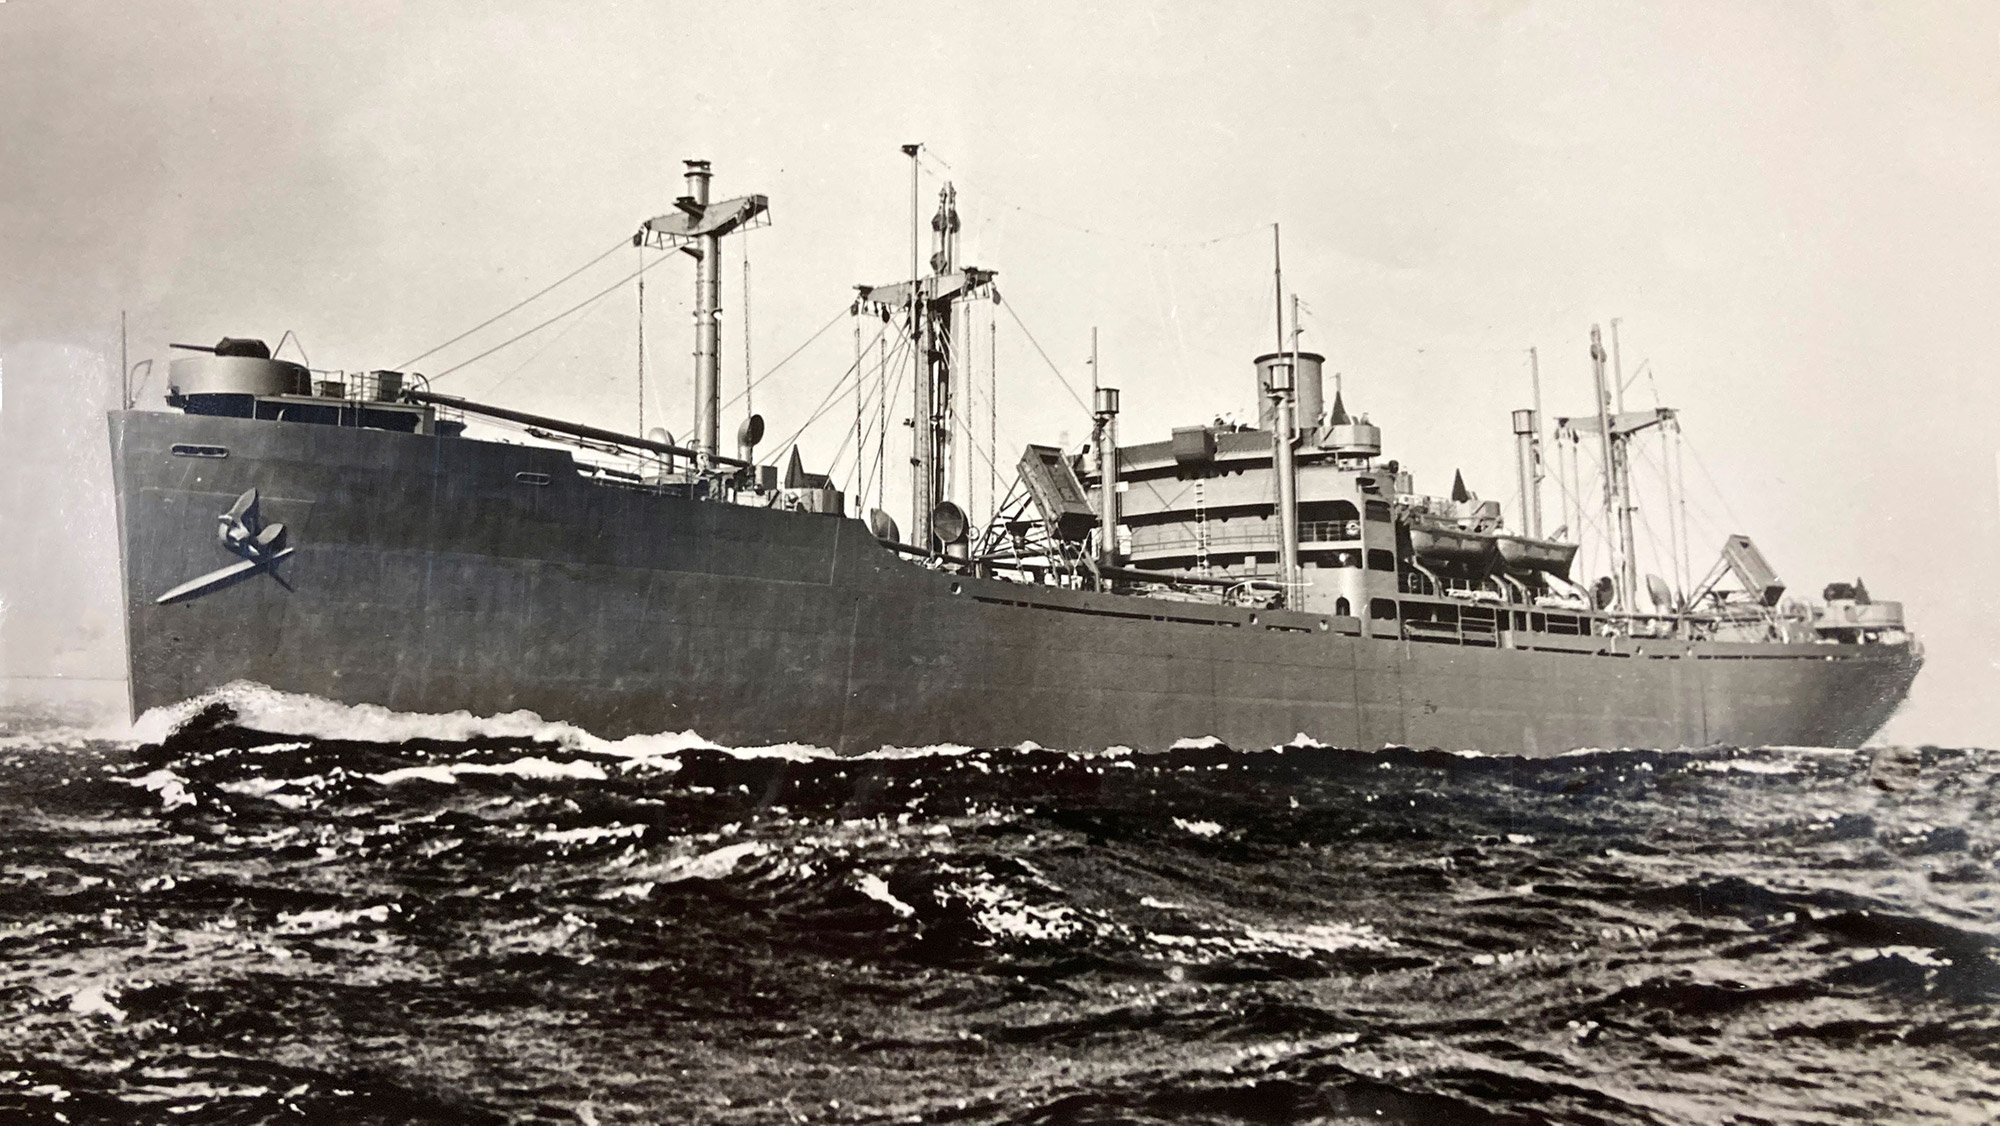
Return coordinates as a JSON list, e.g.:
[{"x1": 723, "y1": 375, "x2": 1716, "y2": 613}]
[{"x1": 4, "y1": 1, "x2": 1996, "y2": 742}]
